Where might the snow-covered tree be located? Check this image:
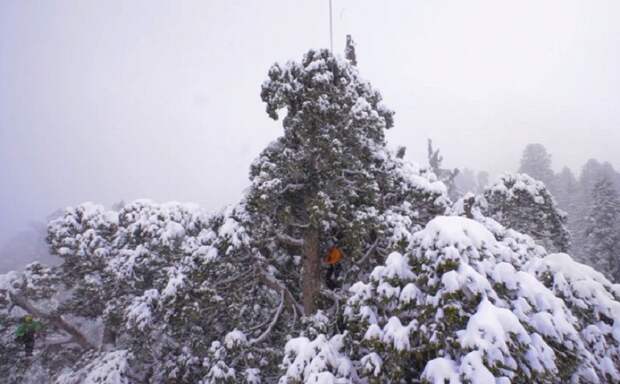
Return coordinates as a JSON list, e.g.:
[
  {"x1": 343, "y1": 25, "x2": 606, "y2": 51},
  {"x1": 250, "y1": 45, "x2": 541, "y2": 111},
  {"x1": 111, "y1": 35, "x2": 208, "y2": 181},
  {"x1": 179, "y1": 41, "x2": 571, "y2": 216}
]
[
  {"x1": 0, "y1": 262, "x2": 79, "y2": 383},
  {"x1": 518, "y1": 143, "x2": 555, "y2": 190},
  {"x1": 579, "y1": 160, "x2": 619, "y2": 195},
  {"x1": 0, "y1": 48, "x2": 452, "y2": 383},
  {"x1": 567, "y1": 160, "x2": 620, "y2": 262},
  {"x1": 256, "y1": 48, "x2": 396, "y2": 314},
  {"x1": 552, "y1": 167, "x2": 582, "y2": 257},
  {"x1": 5, "y1": 47, "x2": 620, "y2": 384},
  {"x1": 0, "y1": 173, "x2": 446, "y2": 384},
  {"x1": 252, "y1": 48, "x2": 450, "y2": 317},
  {"x1": 554, "y1": 166, "x2": 579, "y2": 210},
  {"x1": 584, "y1": 177, "x2": 620, "y2": 282},
  {"x1": 427, "y1": 139, "x2": 459, "y2": 200},
  {"x1": 280, "y1": 216, "x2": 620, "y2": 383},
  {"x1": 480, "y1": 173, "x2": 570, "y2": 253}
]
